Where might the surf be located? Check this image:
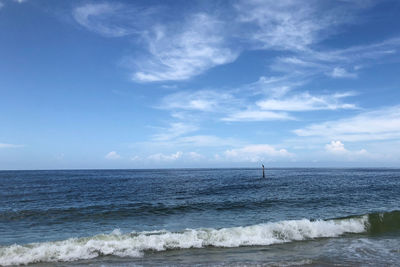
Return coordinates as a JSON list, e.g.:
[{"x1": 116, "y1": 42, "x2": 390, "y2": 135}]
[{"x1": 2, "y1": 211, "x2": 388, "y2": 266}]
